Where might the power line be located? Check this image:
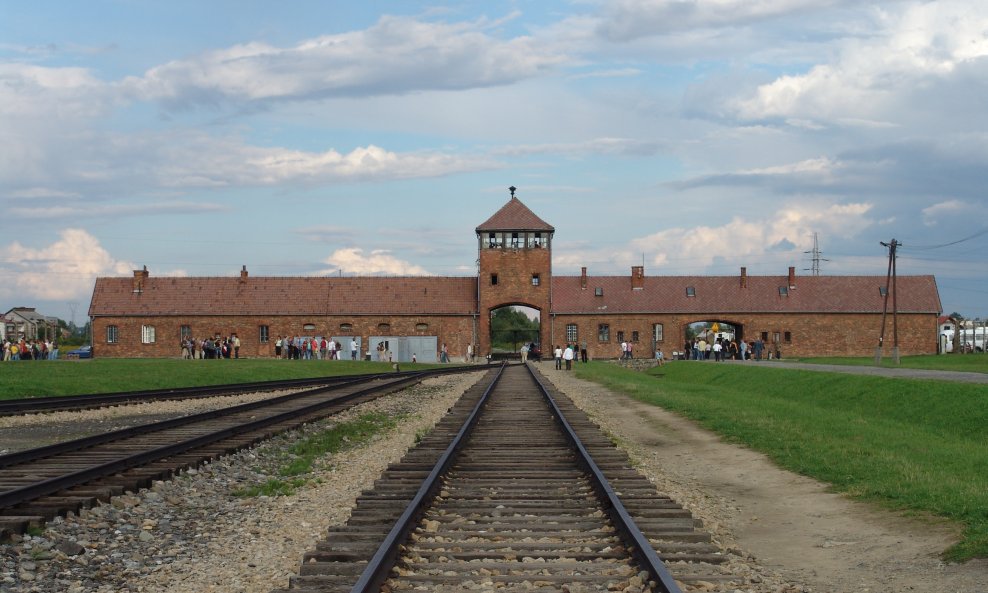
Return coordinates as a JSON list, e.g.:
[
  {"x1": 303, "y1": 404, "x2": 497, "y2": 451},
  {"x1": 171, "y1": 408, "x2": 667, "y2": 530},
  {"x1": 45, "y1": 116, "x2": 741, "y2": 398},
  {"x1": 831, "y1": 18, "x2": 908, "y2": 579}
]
[{"x1": 904, "y1": 228, "x2": 988, "y2": 251}]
